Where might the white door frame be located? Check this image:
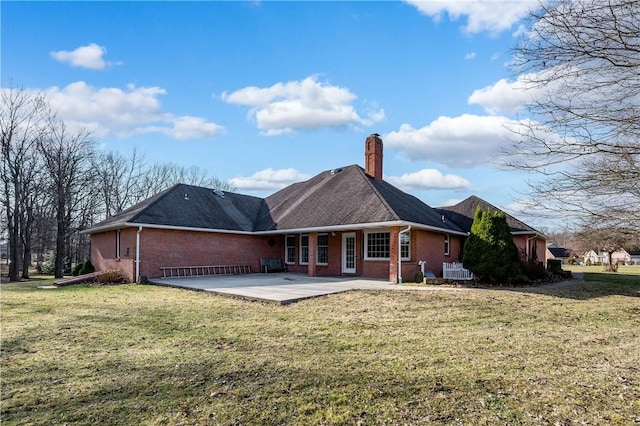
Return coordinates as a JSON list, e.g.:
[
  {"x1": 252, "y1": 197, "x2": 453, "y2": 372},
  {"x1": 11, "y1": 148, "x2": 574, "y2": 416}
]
[{"x1": 342, "y1": 232, "x2": 356, "y2": 274}]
